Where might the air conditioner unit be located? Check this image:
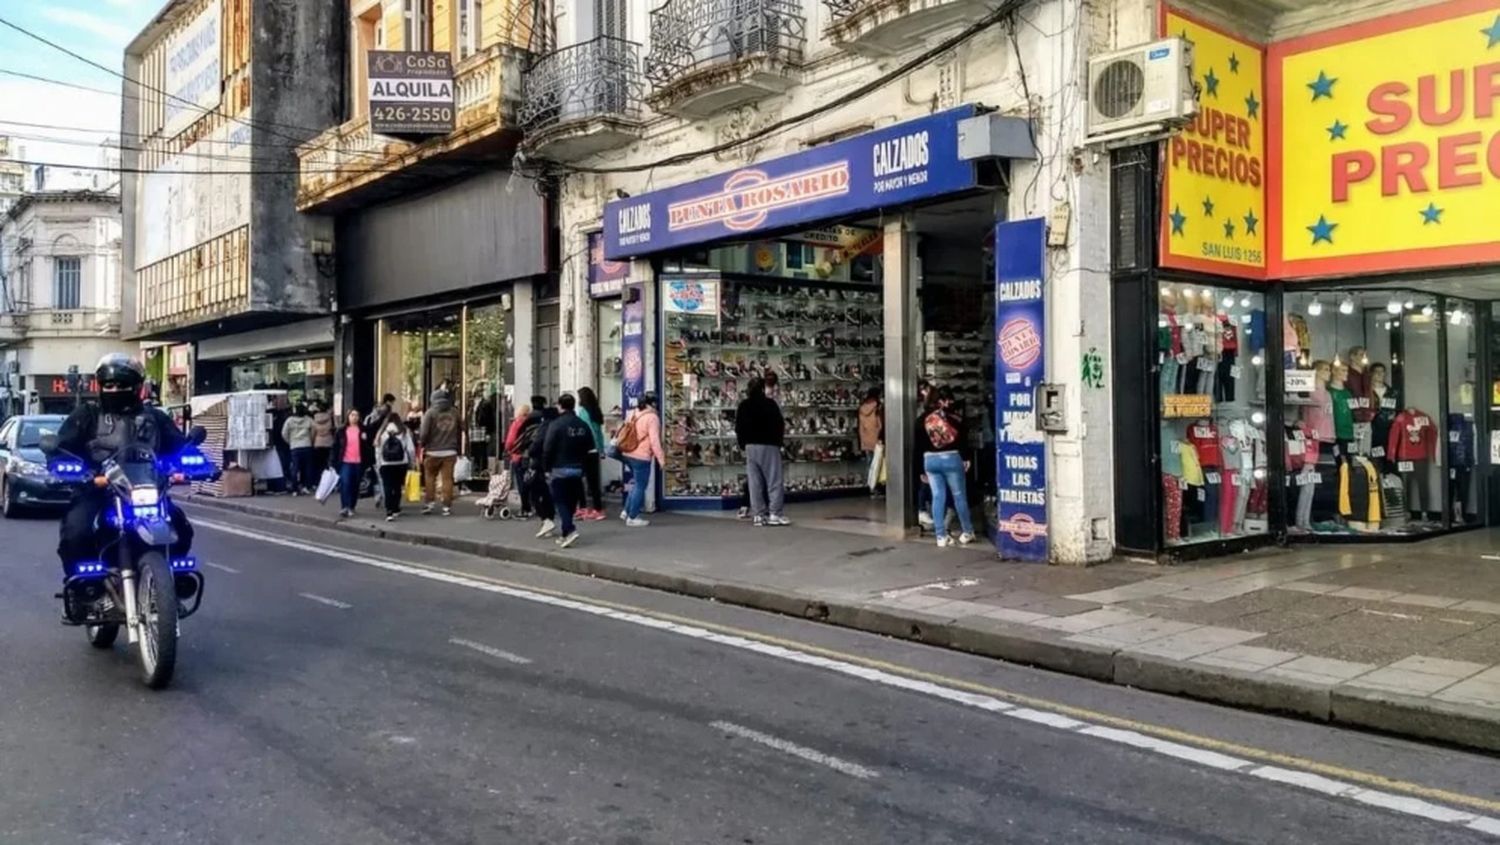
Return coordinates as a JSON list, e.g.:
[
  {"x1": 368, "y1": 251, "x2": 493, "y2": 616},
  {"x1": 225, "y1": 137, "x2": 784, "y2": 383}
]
[{"x1": 1086, "y1": 38, "x2": 1196, "y2": 142}]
